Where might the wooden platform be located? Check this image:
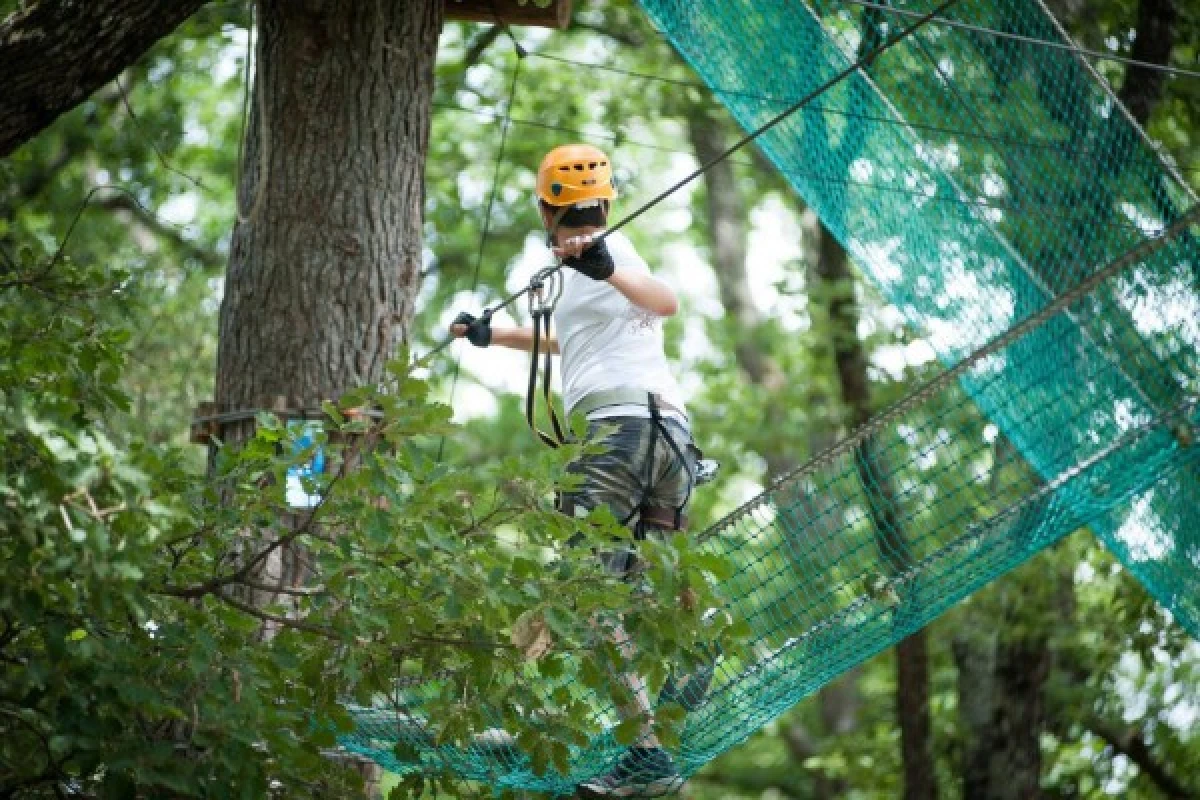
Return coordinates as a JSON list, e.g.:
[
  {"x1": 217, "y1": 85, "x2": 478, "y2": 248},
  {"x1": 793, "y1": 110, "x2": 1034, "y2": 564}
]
[{"x1": 445, "y1": 0, "x2": 571, "y2": 29}]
